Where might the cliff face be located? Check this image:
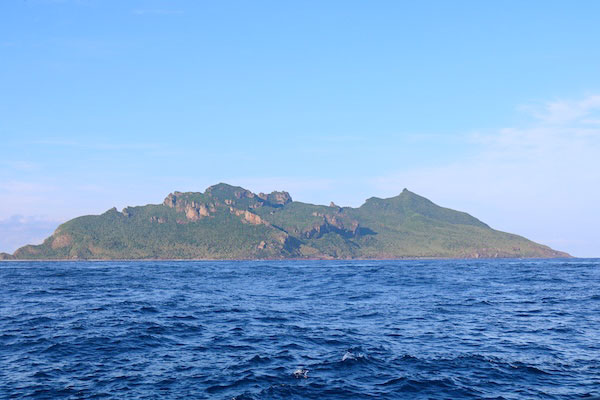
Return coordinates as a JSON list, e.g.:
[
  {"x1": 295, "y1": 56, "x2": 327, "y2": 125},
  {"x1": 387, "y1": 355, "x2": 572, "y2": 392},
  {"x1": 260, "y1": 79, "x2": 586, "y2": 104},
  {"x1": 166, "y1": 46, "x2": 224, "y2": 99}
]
[{"x1": 9, "y1": 183, "x2": 570, "y2": 260}]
